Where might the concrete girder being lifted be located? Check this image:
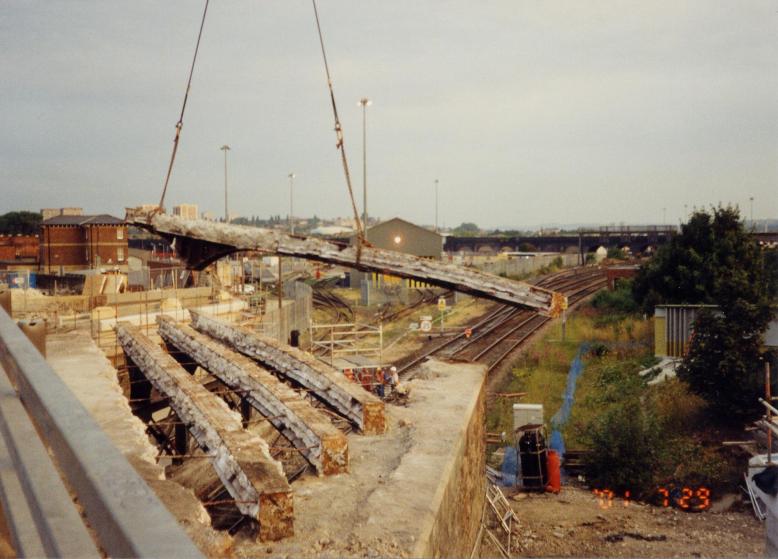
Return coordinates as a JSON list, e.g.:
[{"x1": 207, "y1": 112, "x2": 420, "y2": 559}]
[
  {"x1": 157, "y1": 316, "x2": 348, "y2": 475},
  {"x1": 115, "y1": 322, "x2": 293, "y2": 541},
  {"x1": 189, "y1": 311, "x2": 386, "y2": 435},
  {"x1": 126, "y1": 210, "x2": 567, "y2": 317}
]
